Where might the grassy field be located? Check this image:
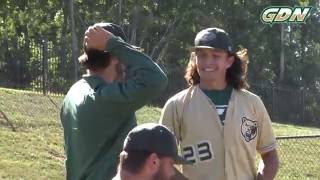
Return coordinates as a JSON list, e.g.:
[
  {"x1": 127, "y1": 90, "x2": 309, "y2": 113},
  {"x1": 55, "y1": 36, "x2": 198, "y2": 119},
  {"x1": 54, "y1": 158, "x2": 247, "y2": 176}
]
[{"x1": 0, "y1": 87, "x2": 319, "y2": 180}]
